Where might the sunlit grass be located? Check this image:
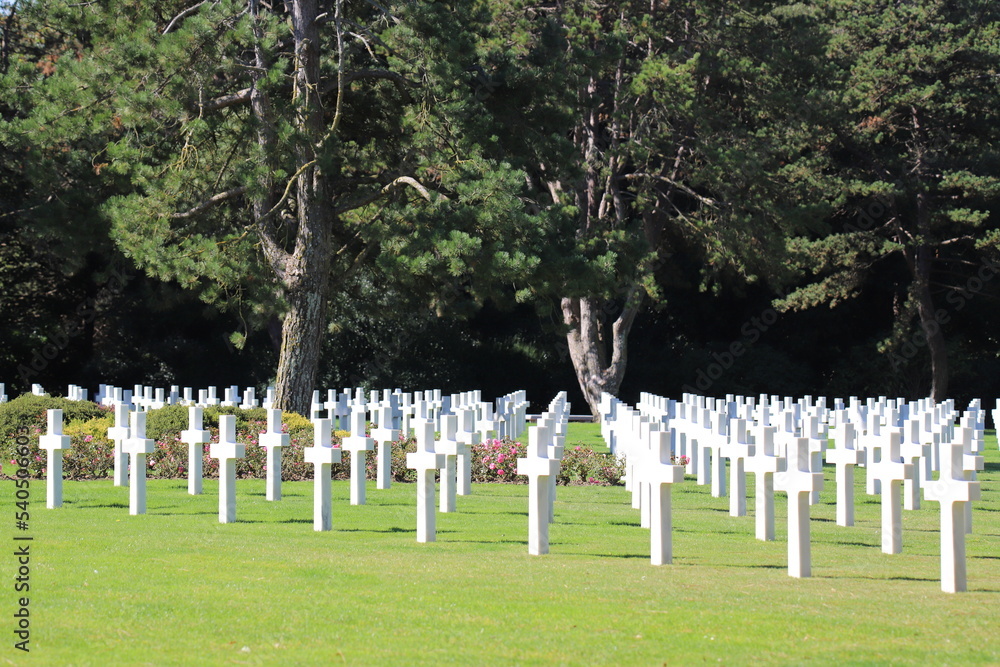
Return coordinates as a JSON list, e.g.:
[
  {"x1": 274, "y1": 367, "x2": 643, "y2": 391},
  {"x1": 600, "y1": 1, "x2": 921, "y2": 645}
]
[{"x1": 2, "y1": 426, "x2": 997, "y2": 665}]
